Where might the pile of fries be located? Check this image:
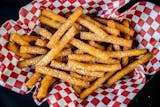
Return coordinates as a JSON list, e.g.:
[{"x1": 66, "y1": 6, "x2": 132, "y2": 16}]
[{"x1": 7, "y1": 7, "x2": 152, "y2": 101}]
